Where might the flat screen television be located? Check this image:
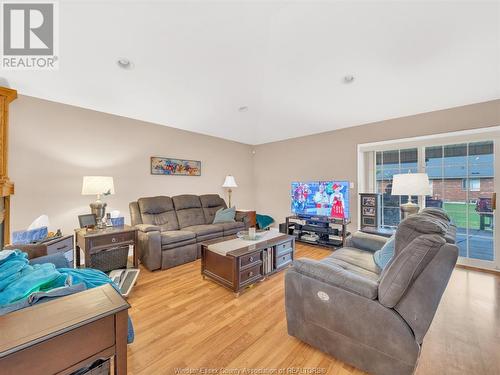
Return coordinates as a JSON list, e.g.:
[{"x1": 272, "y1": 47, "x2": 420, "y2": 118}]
[{"x1": 291, "y1": 181, "x2": 350, "y2": 220}]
